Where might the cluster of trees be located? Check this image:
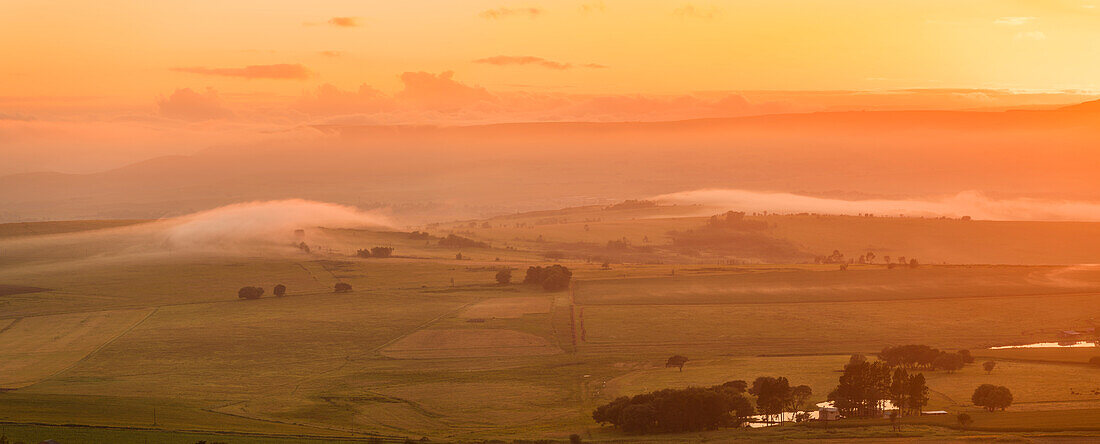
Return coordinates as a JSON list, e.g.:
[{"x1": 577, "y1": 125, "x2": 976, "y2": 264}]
[
  {"x1": 408, "y1": 230, "x2": 435, "y2": 240},
  {"x1": 237, "y1": 284, "x2": 286, "y2": 300},
  {"x1": 523, "y1": 265, "x2": 572, "y2": 291},
  {"x1": 704, "y1": 211, "x2": 768, "y2": 230},
  {"x1": 593, "y1": 371, "x2": 815, "y2": 434},
  {"x1": 816, "y1": 250, "x2": 918, "y2": 267},
  {"x1": 438, "y1": 234, "x2": 489, "y2": 249},
  {"x1": 237, "y1": 286, "x2": 264, "y2": 300},
  {"x1": 495, "y1": 269, "x2": 512, "y2": 284},
  {"x1": 971, "y1": 384, "x2": 1013, "y2": 411},
  {"x1": 1089, "y1": 356, "x2": 1100, "y2": 368},
  {"x1": 334, "y1": 282, "x2": 352, "y2": 293},
  {"x1": 749, "y1": 376, "x2": 813, "y2": 421},
  {"x1": 879, "y1": 345, "x2": 973, "y2": 371},
  {"x1": 592, "y1": 383, "x2": 754, "y2": 433},
  {"x1": 356, "y1": 246, "x2": 394, "y2": 258},
  {"x1": 828, "y1": 358, "x2": 929, "y2": 417},
  {"x1": 604, "y1": 199, "x2": 658, "y2": 210},
  {"x1": 818, "y1": 250, "x2": 848, "y2": 264}
]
